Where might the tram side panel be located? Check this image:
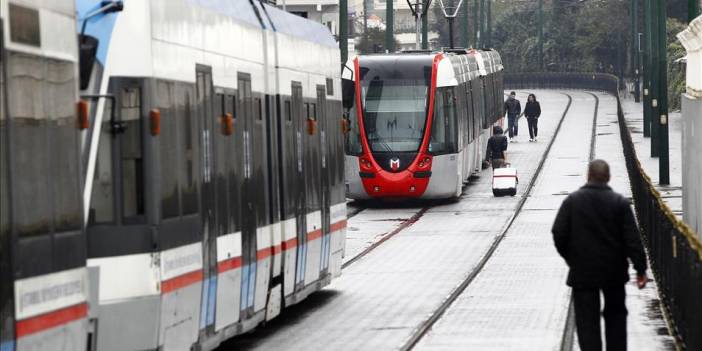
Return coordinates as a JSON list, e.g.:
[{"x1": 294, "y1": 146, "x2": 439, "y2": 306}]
[
  {"x1": 1, "y1": 2, "x2": 90, "y2": 350},
  {"x1": 326, "y1": 80, "x2": 347, "y2": 278},
  {"x1": 74, "y1": 0, "x2": 344, "y2": 349},
  {"x1": 0, "y1": 17, "x2": 13, "y2": 351},
  {"x1": 210, "y1": 85, "x2": 243, "y2": 332},
  {"x1": 273, "y1": 15, "x2": 342, "y2": 303}
]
